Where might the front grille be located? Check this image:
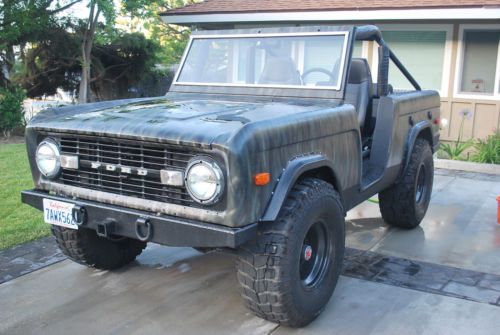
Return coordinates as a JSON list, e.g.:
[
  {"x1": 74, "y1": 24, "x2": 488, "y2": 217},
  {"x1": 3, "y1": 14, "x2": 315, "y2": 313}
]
[{"x1": 56, "y1": 135, "x2": 197, "y2": 206}]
